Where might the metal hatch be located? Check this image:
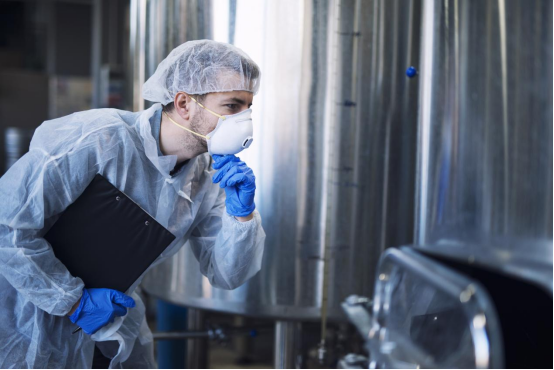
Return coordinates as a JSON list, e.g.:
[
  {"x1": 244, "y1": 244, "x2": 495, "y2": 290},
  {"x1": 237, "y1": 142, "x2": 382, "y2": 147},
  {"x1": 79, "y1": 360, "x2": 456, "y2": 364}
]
[{"x1": 342, "y1": 247, "x2": 504, "y2": 369}]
